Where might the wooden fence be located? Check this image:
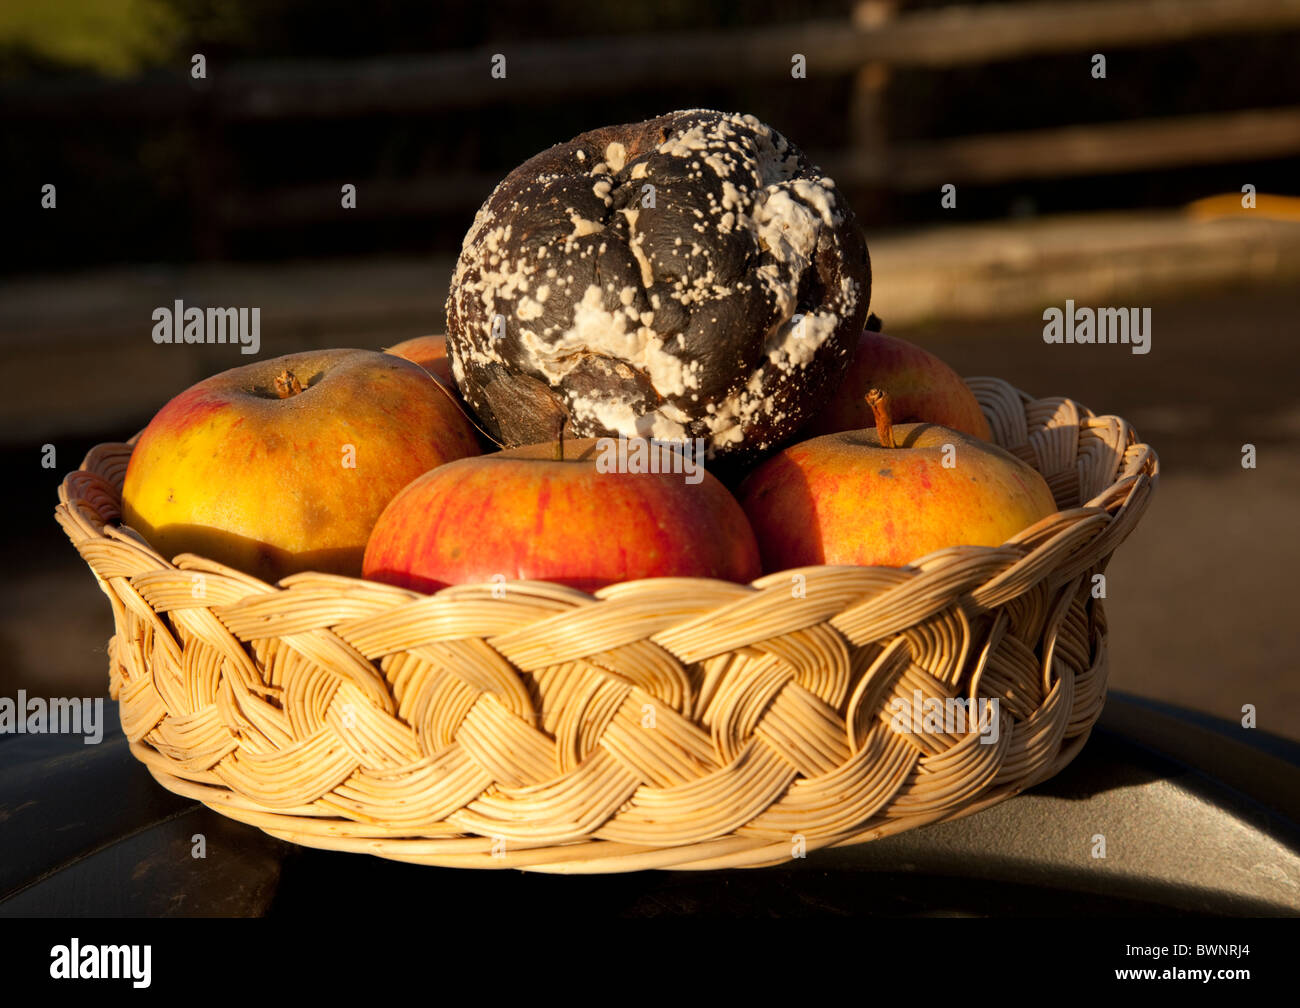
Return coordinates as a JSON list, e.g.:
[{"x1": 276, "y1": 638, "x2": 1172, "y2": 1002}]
[{"x1": 4, "y1": 0, "x2": 1300, "y2": 248}]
